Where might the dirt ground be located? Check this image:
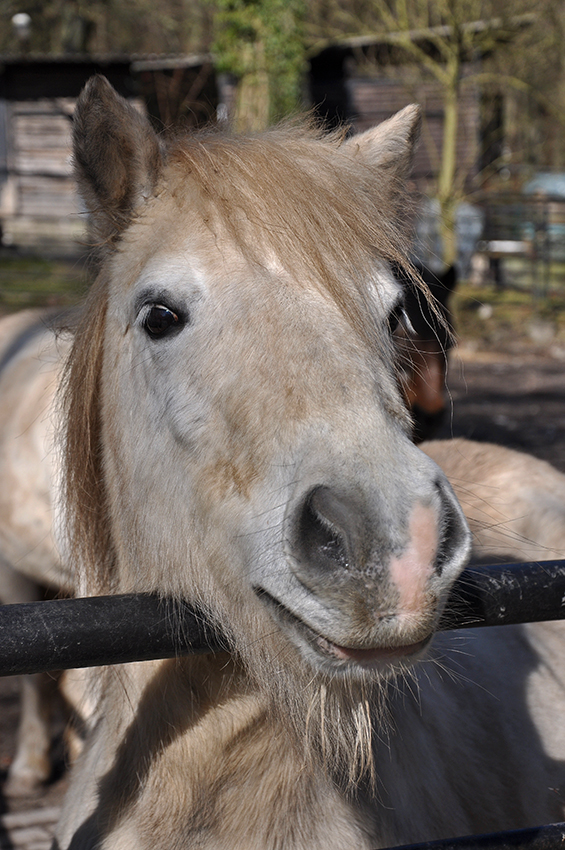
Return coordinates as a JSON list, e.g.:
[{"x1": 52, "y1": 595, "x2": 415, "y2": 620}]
[
  {"x1": 436, "y1": 344, "x2": 565, "y2": 472},
  {"x1": 1, "y1": 340, "x2": 565, "y2": 825}
]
